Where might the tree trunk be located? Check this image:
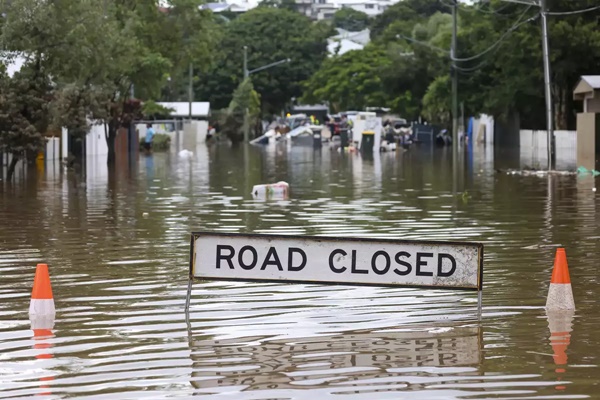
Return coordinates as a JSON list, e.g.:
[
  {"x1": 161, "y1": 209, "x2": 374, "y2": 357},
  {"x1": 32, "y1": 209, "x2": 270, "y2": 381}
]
[
  {"x1": 106, "y1": 121, "x2": 117, "y2": 165},
  {"x1": 559, "y1": 87, "x2": 568, "y2": 130},
  {"x1": 7, "y1": 154, "x2": 19, "y2": 181},
  {"x1": 553, "y1": 85, "x2": 569, "y2": 131}
]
